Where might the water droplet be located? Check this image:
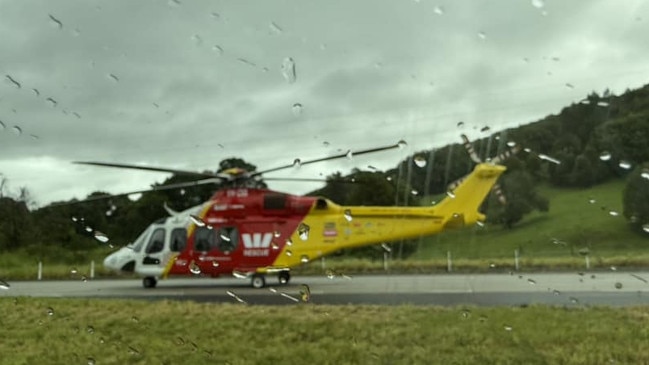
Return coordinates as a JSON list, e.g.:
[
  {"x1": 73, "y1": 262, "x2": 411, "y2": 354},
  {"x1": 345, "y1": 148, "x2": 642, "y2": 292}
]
[
  {"x1": 413, "y1": 156, "x2": 427, "y2": 168},
  {"x1": 281, "y1": 57, "x2": 296, "y2": 84},
  {"x1": 128, "y1": 346, "x2": 140, "y2": 355},
  {"x1": 298, "y1": 223, "x2": 310, "y2": 240},
  {"x1": 292, "y1": 158, "x2": 301, "y2": 168},
  {"x1": 411, "y1": 189, "x2": 418, "y2": 196},
  {"x1": 597, "y1": 101, "x2": 610, "y2": 107},
  {"x1": 504, "y1": 325, "x2": 513, "y2": 331},
  {"x1": 46, "y1": 307, "x2": 54, "y2": 316},
  {"x1": 477, "y1": 31, "x2": 486, "y2": 40},
  {"x1": 300, "y1": 255, "x2": 309, "y2": 263},
  {"x1": 599, "y1": 151, "x2": 612, "y2": 161},
  {"x1": 460, "y1": 309, "x2": 471, "y2": 319},
  {"x1": 588, "y1": 197, "x2": 596, "y2": 204},
  {"x1": 642, "y1": 224, "x2": 649, "y2": 233},
  {"x1": 480, "y1": 126, "x2": 490, "y2": 132},
  {"x1": 0, "y1": 279, "x2": 10, "y2": 290},
  {"x1": 343, "y1": 209, "x2": 353, "y2": 222},
  {"x1": 191, "y1": 34, "x2": 203, "y2": 46},
  {"x1": 271, "y1": 242, "x2": 280, "y2": 250},
  {"x1": 609, "y1": 210, "x2": 619, "y2": 217},
  {"x1": 85, "y1": 226, "x2": 93, "y2": 233},
  {"x1": 211, "y1": 45, "x2": 224, "y2": 56},
  {"x1": 553, "y1": 289, "x2": 561, "y2": 295},
  {"x1": 619, "y1": 160, "x2": 632, "y2": 170},
  {"x1": 286, "y1": 250, "x2": 293, "y2": 257},
  {"x1": 81, "y1": 275, "x2": 88, "y2": 282},
  {"x1": 107, "y1": 73, "x2": 119, "y2": 82},
  {"x1": 86, "y1": 325, "x2": 95, "y2": 334},
  {"x1": 12, "y1": 126, "x2": 22, "y2": 136},
  {"x1": 433, "y1": 6, "x2": 445, "y2": 15},
  {"x1": 70, "y1": 267, "x2": 78, "y2": 275},
  {"x1": 210, "y1": 12, "x2": 220, "y2": 20},
  {"x1": 189, "y1": 261, "x2": 201, "y2": 275},
  {"x1": 48, "y1": 14, "x2": 63, "y2": 29},
  {"x1": 4, "y1": 74, "x2": 21, "y2": 88},
  {"x1": 87, "y1": 357, "x2": 96, "y2": 365},
  {"x1": 531, "y1": 0, "x2": 544, "y2": 8},
  {"x1": 94, "y1": 231, "x2": 109, "y2": 243},
  {"x1": 211, "y1": 261, "x2": 220, "y2": 267},
  {"x1": 300, "y1": 284, "x2": 311, "y2": 302},
  {"x1": 292, "y1": 103, "x2": 303, "y2": 116},
  {"x1": 345, "y1": 150, "x2": 353, "y2": 160},
  {"x1": 131, "y1": 316, "x2": 139, "y2": 323},
  {"x1": 286, "y1": 238, "x2": 293, "y2": 246},
  {"x1": 538, "y1": 154, "x2": 562, "y2": 165},
  {"x1": 381, "y1": 243, "x2": 392, "y2": 252},
  {"x1": 46, "y1": 97, "x2": 57, "y2": 107},
  {"x1": 273, "y1": 231, "x2": 281, "y2": 238},
  {"x1": 226, "y1": 290, "x2": 247, "y2": 303},
  {"x1": 189, "y1": 215, "x2": 206, "y2": 227},
  {"x1": 269, "y1": 21, "x2": 283, "y2": 34},
  {"x1": 527, "y1": 278, "x2": 537, "y2": 285},
  {"x1": 615, "y1": 282, "x2": 623, "y2": 289},
  {"x1": 397, "y1": 139, "x2": 408, "y2": 149},
  {"x1": 565, "y1": 83, "x2": 575, "y2": 89},
  {"x1": 641, "y1": 170, "x2": 649, "y2": 180},
  {"x1": 326, "y1": 269, "x2": 335, "y2": 279},
  {"x1": 232, "y1": 271, "x2": 247, "y2": 279},
  {"x1": 446, "y1": 190, "x2": 456, "y2": 199}
]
